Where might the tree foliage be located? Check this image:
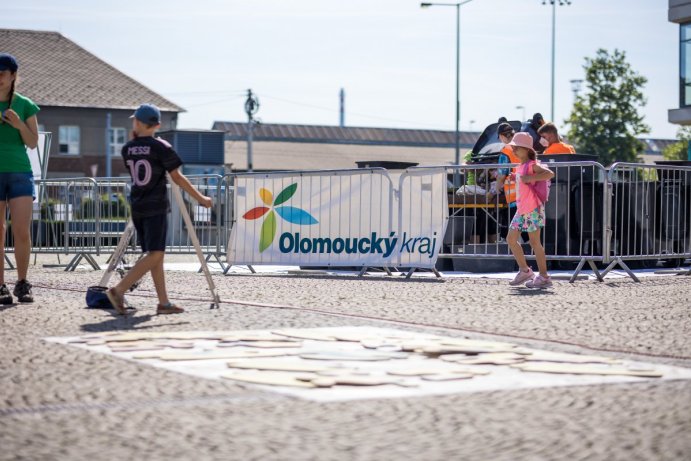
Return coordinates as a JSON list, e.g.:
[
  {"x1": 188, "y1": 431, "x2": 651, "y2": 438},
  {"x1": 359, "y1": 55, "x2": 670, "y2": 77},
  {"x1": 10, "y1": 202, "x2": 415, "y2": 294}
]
[
  {"x1": 662, "y1": 126, "x2": 691, "y2": 161},
  {"x1": 565, "y1": 49, "x2": 649, "y2": 166}
]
